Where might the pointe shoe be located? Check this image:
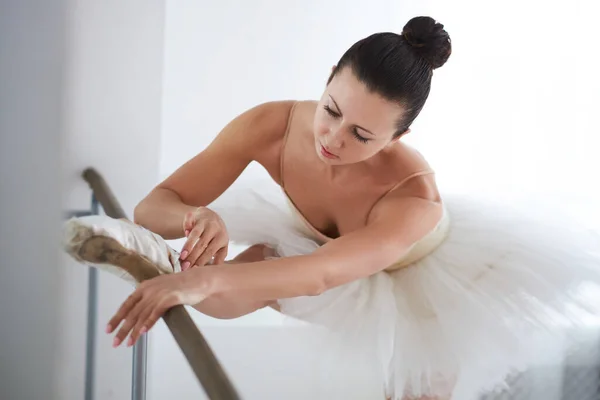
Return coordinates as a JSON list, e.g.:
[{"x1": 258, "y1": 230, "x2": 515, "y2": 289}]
[{"x1": 63, "y1": 216, "x2": 181, "y2": 286}]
